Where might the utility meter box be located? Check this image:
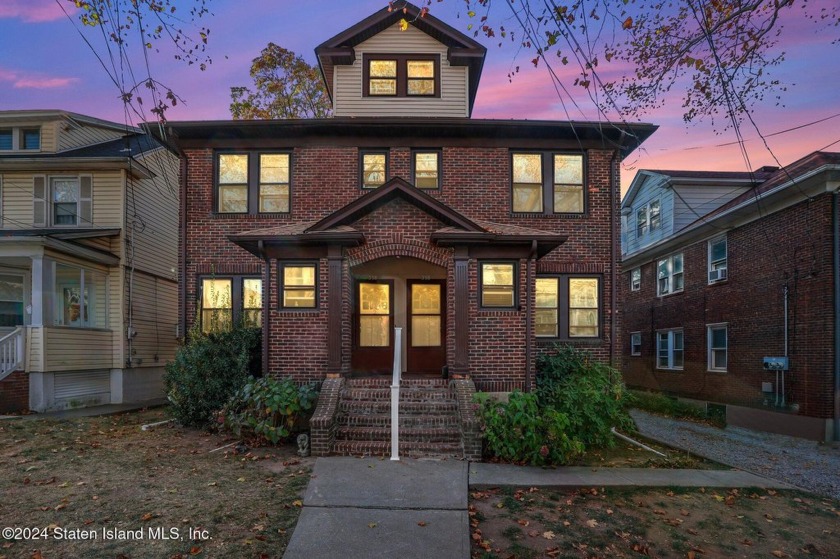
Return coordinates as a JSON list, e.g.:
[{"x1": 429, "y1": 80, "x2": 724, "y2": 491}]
[{"x1": 763, "y1": 357, "x2": 789, "y2": 371}]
